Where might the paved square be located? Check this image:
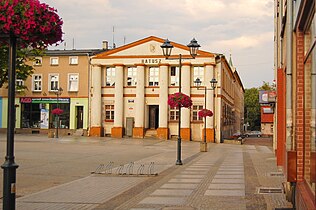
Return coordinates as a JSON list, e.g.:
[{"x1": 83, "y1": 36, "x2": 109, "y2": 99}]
[
  {"x1": 151, "y1": 189, "x2": 193, "y2": 196},
  {"x1": 205, "y1": 189, "x2": 245, "y2": 196},
  {"x1": 139, "y1": 197, "x2": 186, "y2": 205}
]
